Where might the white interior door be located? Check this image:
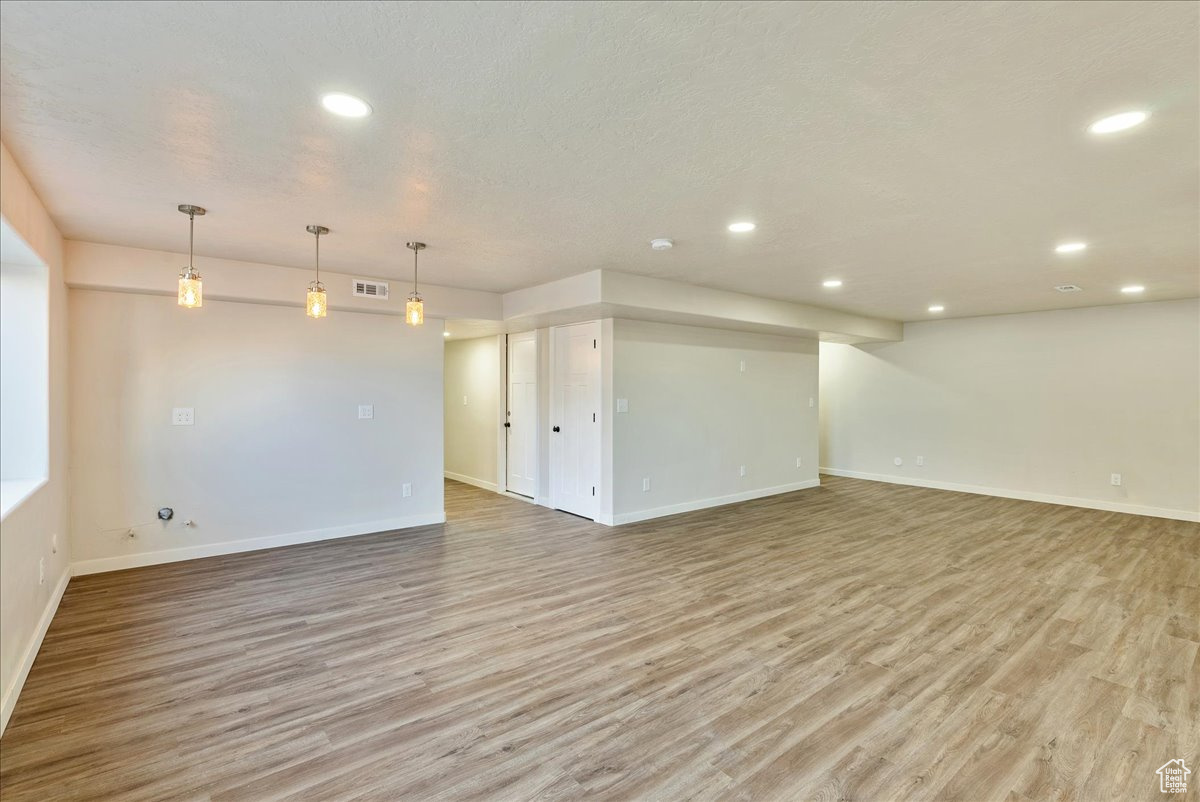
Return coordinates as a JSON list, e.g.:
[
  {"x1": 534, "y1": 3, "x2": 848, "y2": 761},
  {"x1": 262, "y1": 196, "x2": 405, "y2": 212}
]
[
  {"x1": 506, "y1": 332, "x2": 537, "y2": 498},
  {"x1": 550, "y1": 321, "x2": 601, "y2": 519}
]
